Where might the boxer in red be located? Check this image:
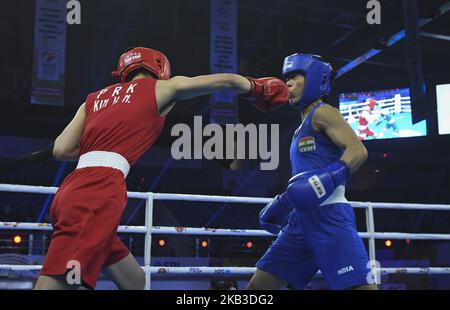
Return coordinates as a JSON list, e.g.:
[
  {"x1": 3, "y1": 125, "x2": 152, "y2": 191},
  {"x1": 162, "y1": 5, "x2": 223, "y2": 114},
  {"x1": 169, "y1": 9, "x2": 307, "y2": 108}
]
[
  {"x1": 34, "y1": 47, "x2": 289, "y2": 290},
  {"x1": 357, "y1": 98, "x2": 378, "y2": 140}
]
